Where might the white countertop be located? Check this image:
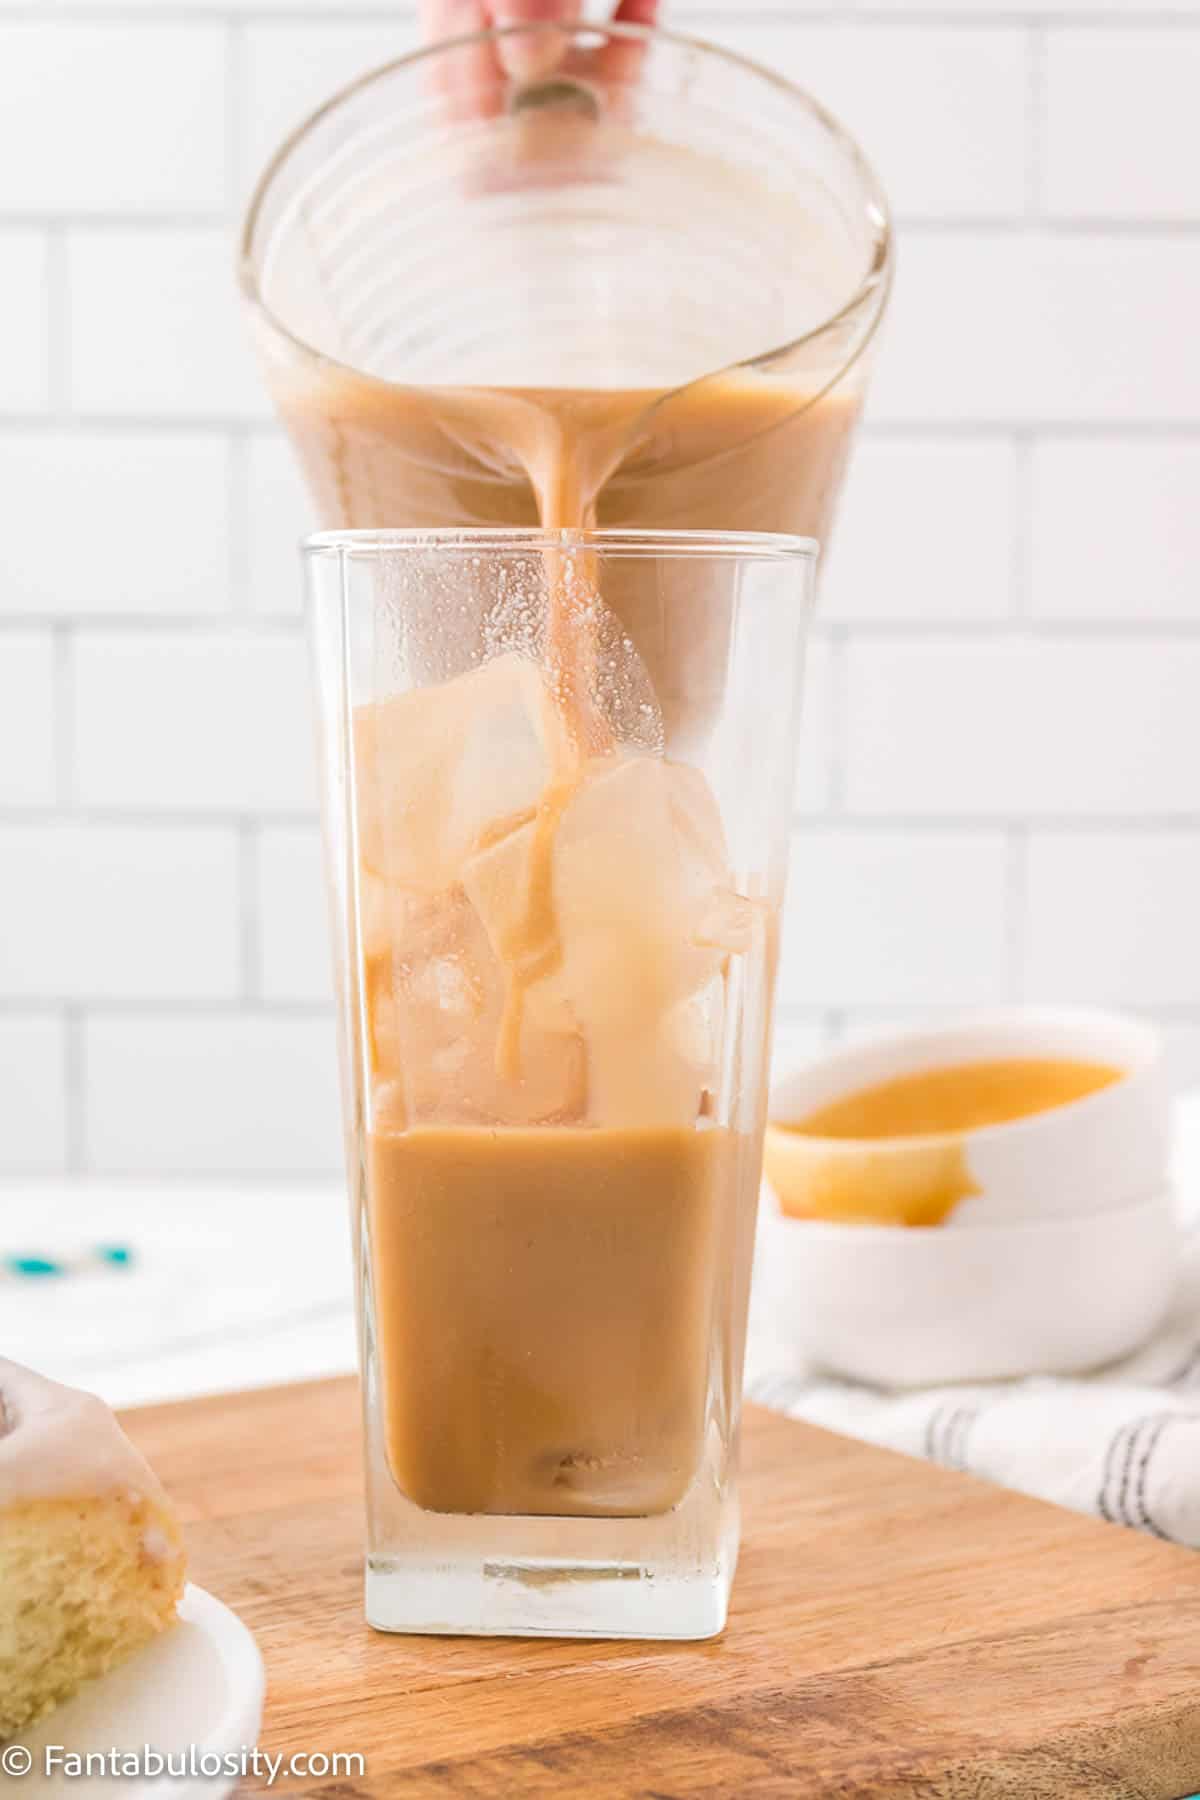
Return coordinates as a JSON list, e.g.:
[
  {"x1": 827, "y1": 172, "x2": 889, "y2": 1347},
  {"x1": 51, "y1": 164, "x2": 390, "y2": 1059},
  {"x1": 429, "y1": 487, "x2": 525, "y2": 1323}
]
[{"x1": 0, "y1": 1182, "x2": 355, "y2": 1409}]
